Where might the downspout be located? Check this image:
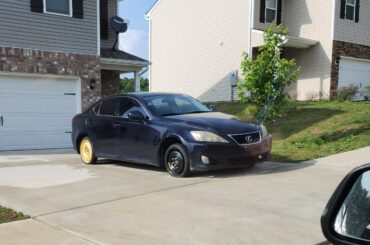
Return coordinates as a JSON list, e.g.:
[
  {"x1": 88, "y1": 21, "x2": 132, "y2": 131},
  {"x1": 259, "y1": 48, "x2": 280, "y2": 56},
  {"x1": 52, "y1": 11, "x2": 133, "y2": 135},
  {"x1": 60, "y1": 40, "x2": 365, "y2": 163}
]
[
  {"x1": 145, "y1": 14, "x2": 152, "y2": 92},
  {"x1": 97, "y1": 0, "x2": 101, "y2": 56},
  {"x1": 248, "y1": 0, "x2": 255, "y2": 57}
]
